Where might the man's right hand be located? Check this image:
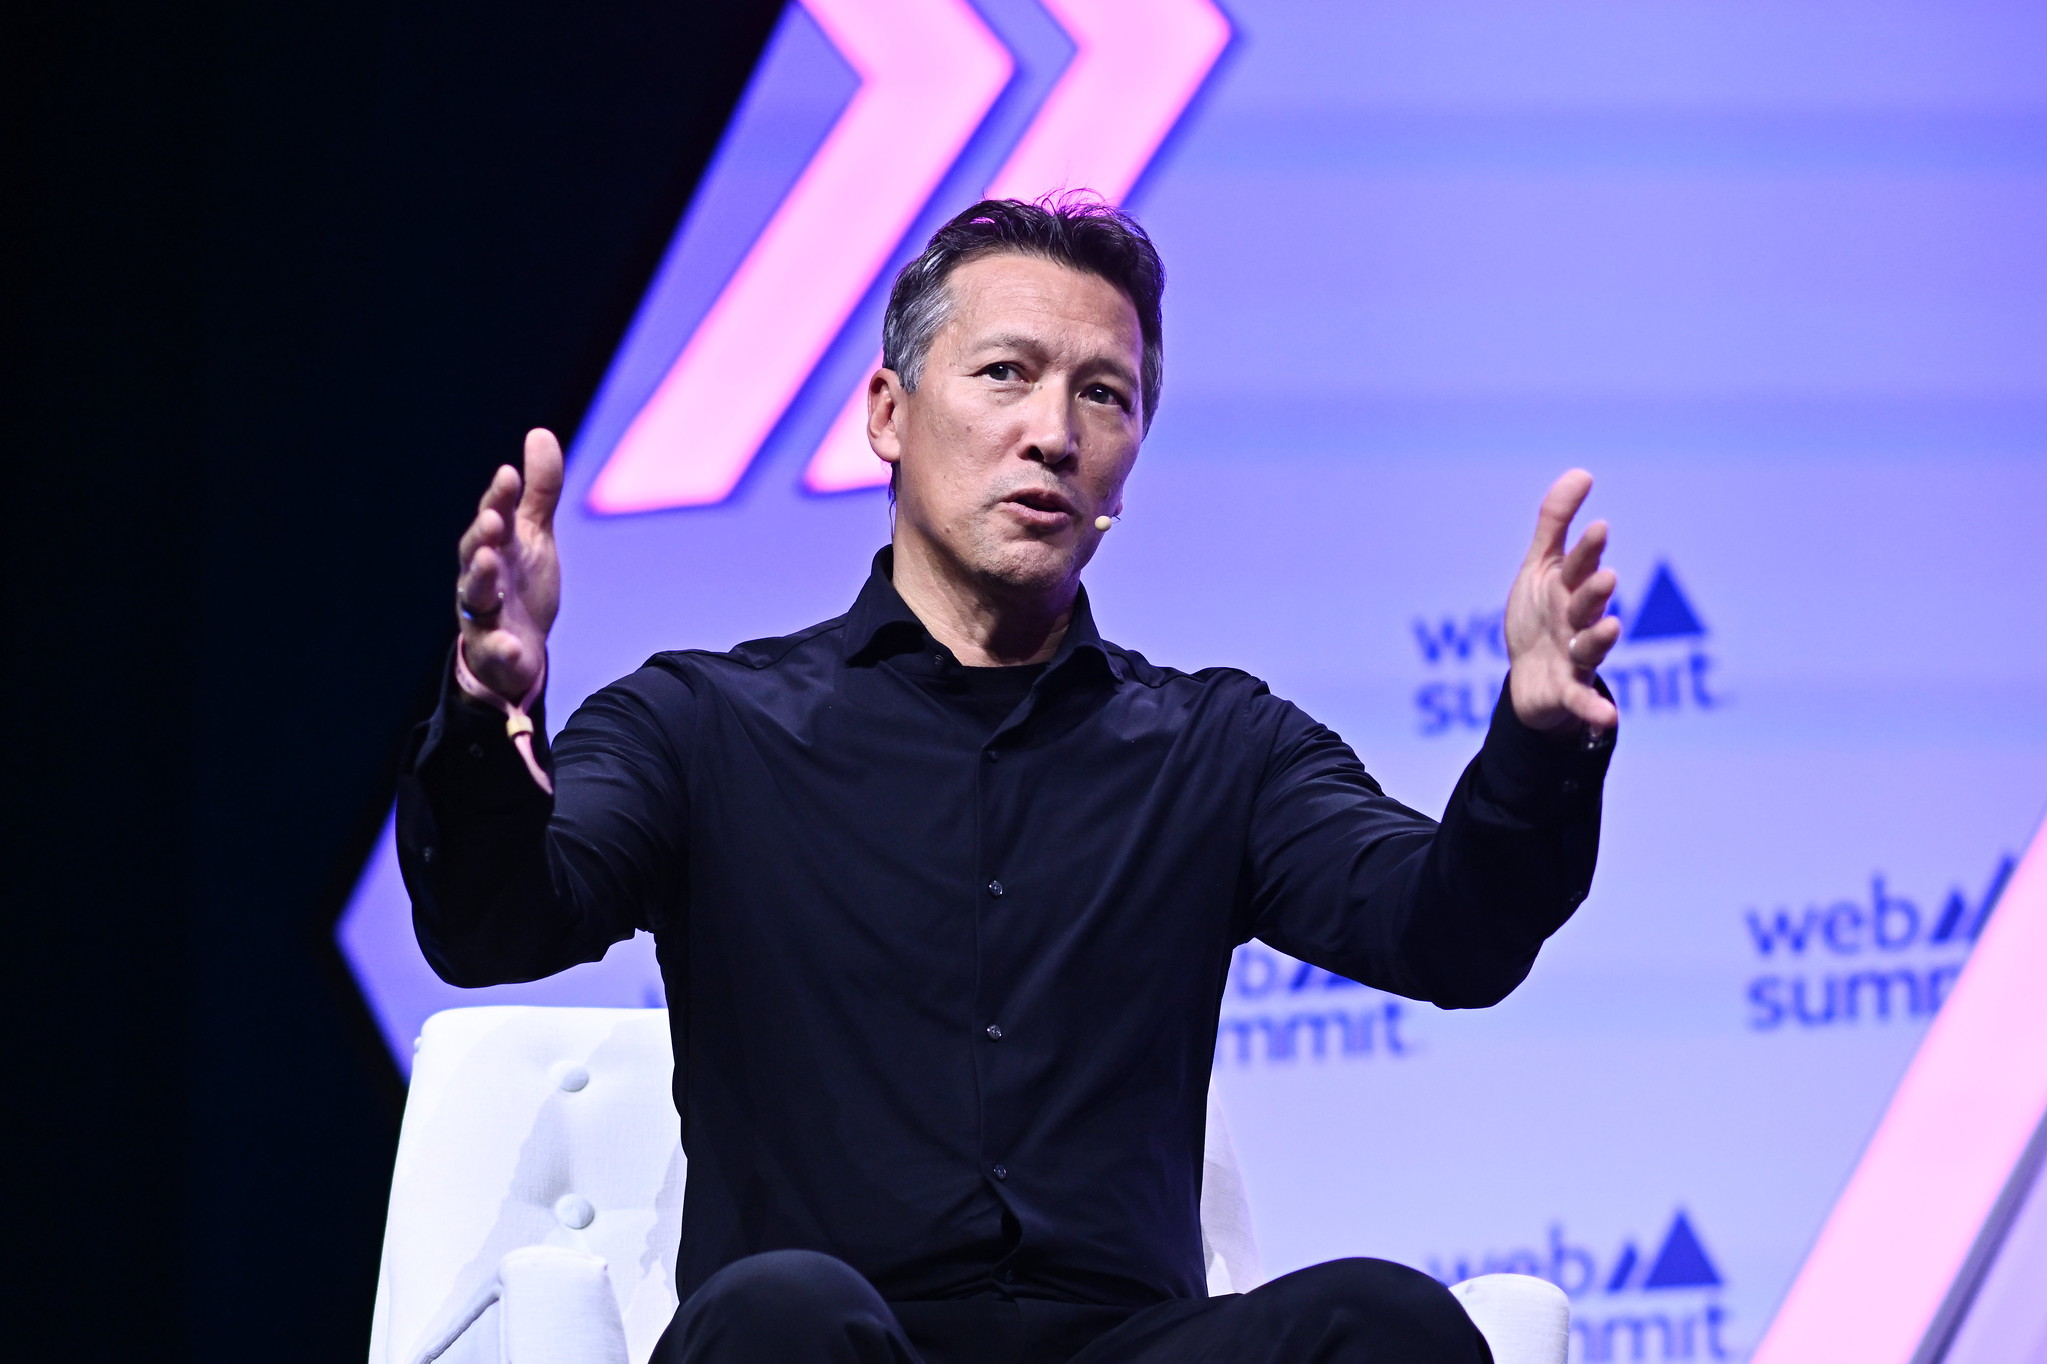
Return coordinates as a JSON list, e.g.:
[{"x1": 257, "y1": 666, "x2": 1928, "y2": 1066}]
[{"x1": 456, "y1": 428, "x2": 564, "y2": 702}]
